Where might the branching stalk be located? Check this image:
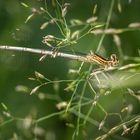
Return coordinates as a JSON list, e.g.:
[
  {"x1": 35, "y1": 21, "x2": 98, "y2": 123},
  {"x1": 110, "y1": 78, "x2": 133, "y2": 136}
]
[{"x1": 0, "y1": 45, "x2": 87, "y2": 62}]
